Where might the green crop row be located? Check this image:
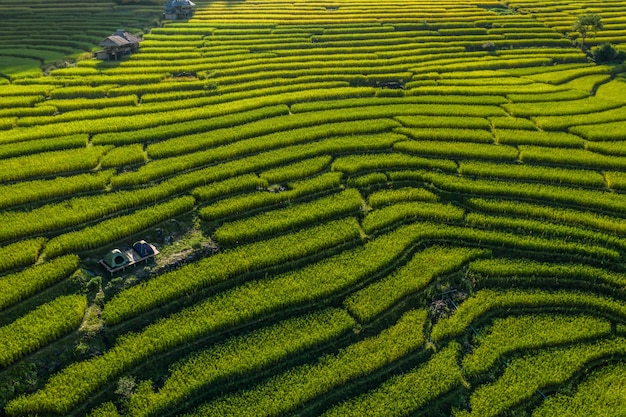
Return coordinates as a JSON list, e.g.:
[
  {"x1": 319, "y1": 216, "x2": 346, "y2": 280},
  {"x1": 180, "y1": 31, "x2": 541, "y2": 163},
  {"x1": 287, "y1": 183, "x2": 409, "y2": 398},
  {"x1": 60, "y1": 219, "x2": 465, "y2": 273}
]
[
  {"x1": 0, "y1": 170, "x2": 113, "y2": 211},
  {"x1": 462, "y1": 314, "x2": 611, "y2": 376},
  {"x1": 0, "y1": 254, "x2": 79, "y2": 311},
  {"x1": 186, "y1": 309, "x2": 429, "y2": 417},
  {"x1": 395, "y1": 115, "x2": 491, "y2": 130},
  {"x1": 0, "y1": 94, "x2": 44, "y2": 108},
  {"x1": 18, "y1": 87, "x2": 357, "y2": 138},
  {"x1": 93, "y1": 105, "x2": 289, "y2": 147},
  {"x1": 367, "y1": 187, "x2": 438, "y2": 209},
  {"x1": 435, "y1": 77, "x2": 532, "y2": 87},
  {"x1": 396, "y1": 127, "x2": 494, "y2": 143},
  {"x1": 415, "y1": 172, "x2": 626, "y2": 216},
  {"x1": 605, "y1": 171, "x2": 626, "y2": 190},
  {"x1": 466, "y1": 213, "x2": 626, "y2": 252},
  {"x1": 468, "y1": 198, "x2": 626, "y2": 235},
  {"x1": 0, "y1": 84, "x2": 53, "y2": 96},
  {"x1": 571, "y1": 119, "x2": 626, "y2": 141},
  {"x1": 0, "y1": 146, "x2": 108, "y2": 184},
  {"x1": 394, "y1": 141, "x2": 519, "y2": 161},
  {"x1": 534, "y1": 105, "x2": 626, "y2": 131},
  {"x1": 0, "y1": 133, "x2": 87, "y2": 160},
  {"x1": 44, "y1": 74, "x2": 168, "y2": 87},
  {"x1": 290, "y1": 101, "x2": 507, "y2": 117},
  {"x1": 382, "y1": 218, "x2": 617, "y2": 259},
  {"x1": 0, "y1": 123, "x2": 75, "y2": 146},
  {"x1": 457, "y1": 337, "x2": 626, "y2": 417},
  {"x1": 259, "y1": 155, "x2": 331, "y2": 184},
  {"x1": 586, "y1": 140, "x2": 626, "y2": 157},
  {"x1": 102, "y1": 218, "x2": 361, "y2": 325},
  {"x1": 532, "y1": 362, "x2": 626, "y2": 417},
  {"x1": 213, "y1": 189, "x2": 363, "y2": 245},
  {"x1": 0, "y1": 117, "x2": 16, "y2": 130},
  {"x1": 127, "y1": 308, "x2": 356, "y2": 417},
  {"x1": 0, "y1": 238, "x2": 46, "y2": 274},
  {"x1": 191, "y1": 174, "x2": 268, "y2": 202},
  {"x1": 214, "y1": 77, "x2": 349, "y2": 97},
  {"x1": 0, "y1": 294, "x2": 87, "y2": 368},
  {"x1": 519, "y1": 145, "x2": 626, "y2": 170},
  {"x1": 47, "y1": 84, "x2": 118, "y2": 99},
  {"x1": 347, "y1": 172, "x2": 389, "y2": 188},
  {"x1": 115, "y1": 129, "x2": 403, "y2": 189},
  {"x1": 331, "y1": 153, "x2": 457, "y2": 175},
  {"x1": 412, "y1": 57, "x2": 556, "y2": 76},
  {"x1": 291, "y1": 96, "x2": 507, "y2": 114},
  {"x1": 346, "y1": 246, "x2": 488, "y2": 323},
  {"x1": 106, "y1": 80, "x2": 211, "y2": 97},
  {"x1": 494, "y1": 129, "x2": 584, "y2": 148},
  {"x1": 147, "y1": 115, "x2": 399, "y2": 161},
  {"x1": 199, "y1": 172, "x2": 343, "y2": 221},
  {"x1": 595, "y1": 78, "x2": 626, "y2": 102},
  {"x1": 0, "y1": 105, "x2": 56, "y2": 119},
  {"x1": 526, "y1": 65, "x2": 613, "y2": 85},
  {"x1": 42, "y1": 95, "x2": 138, "y2": 113},
  {"x1": 563, "y1": 74, "x2": 612, "y2": 94},
  {"x1": 504, "y1": 96, "x2": 624, "y2": 118},
  {"x1": 410, "y1": 83, "x2": 567, "y2": 96},
  {"x1": 209, "y1": 64, "x2": 410, "y2": 86},
  {"x1": 458, "y1": 161, "x2": 605, "y2": 188},
  {"x1": 398, "y1": 93, "x2": 509, "y2": 106},
  {"x1": 322, "y1": 342, "x2": 463, "y2": 417},
  {"x1": 362, "y1": 202, "x2": 465, "y2": 233},
  {"x1": 506, "y1": 89, "x2": 589, "y2": 103},
  {"x1": 139, "y1": 89, "x2": 213, "y2": 104},
  {"x1": 44, "y1": 196, "x2": 195, "y2": 258},
  {"x1": 0, "y1": 172, "x2": 194, "y2": 242},
  {"x1": 128, "y1": 51, "x2": 204, "y2": 60},
  {"x1": 100, "y1": 145, "x2": 146, "y2": 168},
  {"x1": 468, "y1": 256, "x2": 626, "y2": 291},
  {"x1": 431, "y1": 289, "x2": 626, "y2": 342}
]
